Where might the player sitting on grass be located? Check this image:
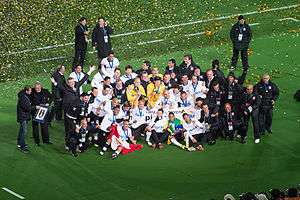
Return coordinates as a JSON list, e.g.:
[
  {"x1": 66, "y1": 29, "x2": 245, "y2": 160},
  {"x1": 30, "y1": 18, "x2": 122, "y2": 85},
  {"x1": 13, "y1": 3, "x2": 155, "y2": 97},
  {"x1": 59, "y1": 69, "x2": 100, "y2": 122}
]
[
  {"x1": 146, "y1": 109, "x2": 168, "y2": 149},
  {"x1": 100, "y1": 120, "x2": 143, "y2": 159},
  {"x1": 165, "y1": 112, "x2": 186, "y2": 150},
  {"x1": 182, "y1": 113, "x2": 205, "y2": 152}
]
